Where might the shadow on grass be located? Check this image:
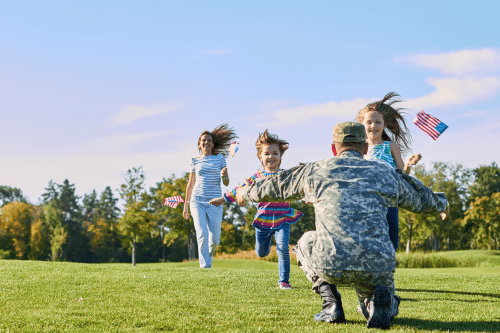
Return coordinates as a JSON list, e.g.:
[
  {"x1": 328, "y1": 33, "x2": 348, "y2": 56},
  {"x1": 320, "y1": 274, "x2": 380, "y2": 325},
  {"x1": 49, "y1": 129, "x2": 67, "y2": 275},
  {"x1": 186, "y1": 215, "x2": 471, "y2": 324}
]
[
  {"x1": 397, "y1": 288, "x2": 500, "y2": 299},
  {"x1": 395, "y1": 318, "x2": 500, "y2": 332}
]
